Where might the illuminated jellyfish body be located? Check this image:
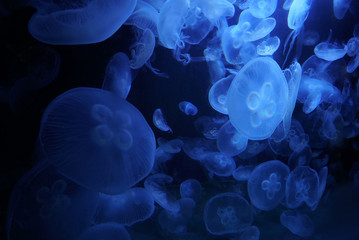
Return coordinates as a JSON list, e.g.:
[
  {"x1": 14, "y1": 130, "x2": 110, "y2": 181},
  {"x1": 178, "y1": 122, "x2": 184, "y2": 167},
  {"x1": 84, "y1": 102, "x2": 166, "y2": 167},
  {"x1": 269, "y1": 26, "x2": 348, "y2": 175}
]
[
  {"x1": 347, "y1": 52, "x2": 359, "y2": 73},
  {"x1": 204, "y1": 192, "x2": 253, "y2": 235},
  {"x1": 285, "y1": 166, "x2": 320, "y2": 208},
  {"x1": 77, "y1": 223, "x2": 131, "y2": 240},
  {"x1": 303, "y1": 30, "x2": 320, "y2": 46},
  {"x1": 130, "y1": 28, "x2": 156, "y2": 69},
  {"x1": 182, "y1": 137, "x2": 218, "y2": 161},
  {"x1": 153, "y1": 108, "x2": 172, "y2": 133},
  {"x1": 178, "y1": 101, "x2": 198, "y2": 116},
  {"x1": 7, "y1": 161, "x2": 99, "y2": 240},
  {"x1": 180, "y1": 179, "x2": 202, "y2": 202},
  {"x1": 314, "y1": 41, "x2": 348, "y2": 62},
  {"x1": 232, "y1": 165, "x2": 255, "y2": 181},
  {"x1": 193, "y1": 0, "x2": 235, "y2": 26},
  {"x1": 248, "y1": 0, "x2": 277, "y2": 18},
  {"x1": 280, "y1": 210, "x2": 314, "y2": 237},
  {"x1": 333, "y1": 0, "x2": 352, "y2": 20},
  {"x1": 226, "y1": 57, "x2": 288, "y2": 140},
  {"x1": 202, "y1": 152, "x2": 237, "y2": 177},
  {"x1": 238, "y1": 140, "x2": 268, "y2": 159},
  {"x1": 95, "y1": 188, "x2": 154, "y2": 226},
  {"x1": 102, "y1": 52, "x2": 132, "y2": 99},
  {"x1": 208, "y1": 75, "x2": 234, "y2": 114},
  {"x1": 157, "y1": 137, "x2": 184, "y2": 153},
  {"x1": 282, "y1": 0, "x2": 294, "y2": 10},
  {"x1": 247, "y1": 160, "x2": 290, "y2": 211},
  {"x1": 28, "y1": 0, "x2": 137, "y2": 45},
  {"x1": 288, "y1": 145, "x2": 312, "y2": 170},
  {"x1": 347, "y1": 37, "x2": 359, "y2": 57},
  {"x1": 195, "y1": 116, "x2": 228, "y2": 140},
  {"x1": 256, "y1": 36, "x2": 280, "y2": 56},
  {"x1": 217, "y1": 121, "x2": 248, "y2": 157},
  {"x1": 152, "y1": 147, "x2": 174, "y2": 173},
  {"x1": 39, "y1": 87, "x2": 155, "y2": 194},
  {"x1": 231, "y1": 226, "x2": 260, "y2": 240}
]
